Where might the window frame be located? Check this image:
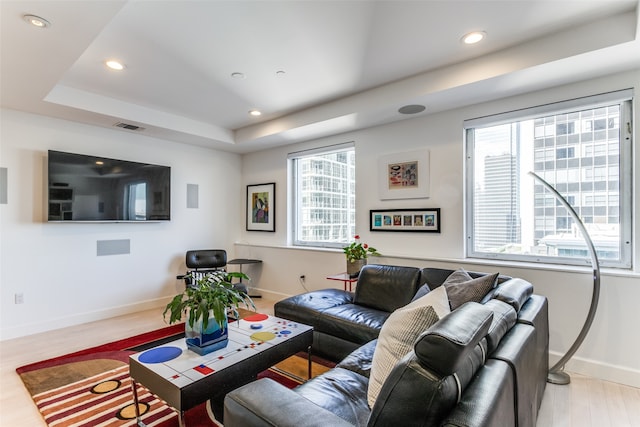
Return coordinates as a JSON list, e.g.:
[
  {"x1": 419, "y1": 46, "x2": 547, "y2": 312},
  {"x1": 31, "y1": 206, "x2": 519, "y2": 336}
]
[
  {"x1": 288, "y1": 142, "x2": 356, "y2": 249},
  {"x1": 464, "y1": 90, "x2": 633, "y2": 268}
]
